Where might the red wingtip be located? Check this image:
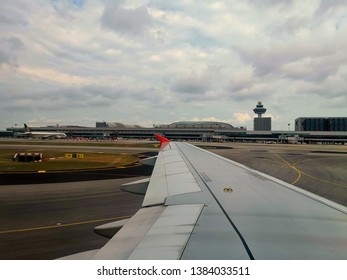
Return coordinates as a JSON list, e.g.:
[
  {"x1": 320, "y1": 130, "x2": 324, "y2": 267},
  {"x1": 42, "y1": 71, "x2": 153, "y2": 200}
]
[{"x1": 155, "y1": 134, "x2": 171, "y2": 145}]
